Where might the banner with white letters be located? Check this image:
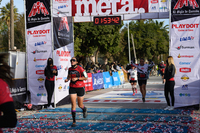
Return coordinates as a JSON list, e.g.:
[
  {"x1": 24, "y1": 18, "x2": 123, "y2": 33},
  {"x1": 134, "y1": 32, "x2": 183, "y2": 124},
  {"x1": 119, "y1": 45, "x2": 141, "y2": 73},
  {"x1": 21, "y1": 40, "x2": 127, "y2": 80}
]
[{"x1": 170, "y1": 0, "x2": 200, "y2": 108}]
